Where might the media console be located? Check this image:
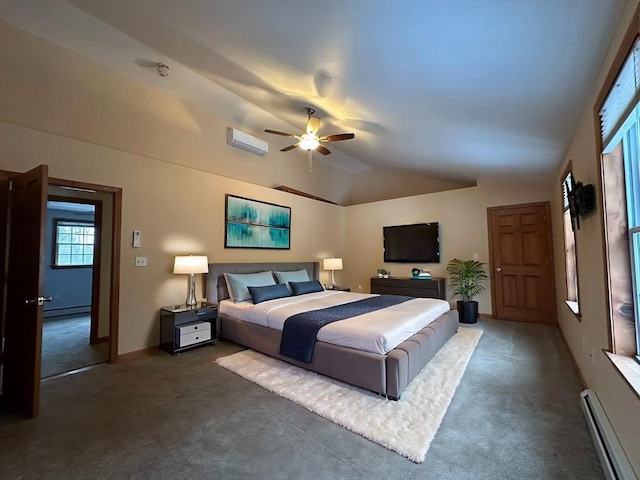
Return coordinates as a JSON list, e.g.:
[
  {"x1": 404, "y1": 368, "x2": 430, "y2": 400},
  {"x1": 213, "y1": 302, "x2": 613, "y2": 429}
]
[{"x1": 370, "y1": 276, "x2": 446, "y2": 300}]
